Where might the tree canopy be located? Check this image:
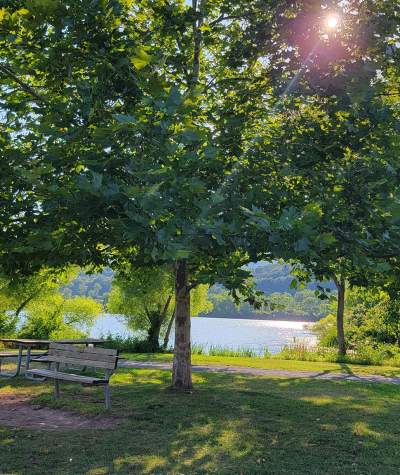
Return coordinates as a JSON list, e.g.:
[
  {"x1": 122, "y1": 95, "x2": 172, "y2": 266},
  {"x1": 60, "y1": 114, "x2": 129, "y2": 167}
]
[{"x1": 1, "y1": 0, "x2": 399, "y2": 385}]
